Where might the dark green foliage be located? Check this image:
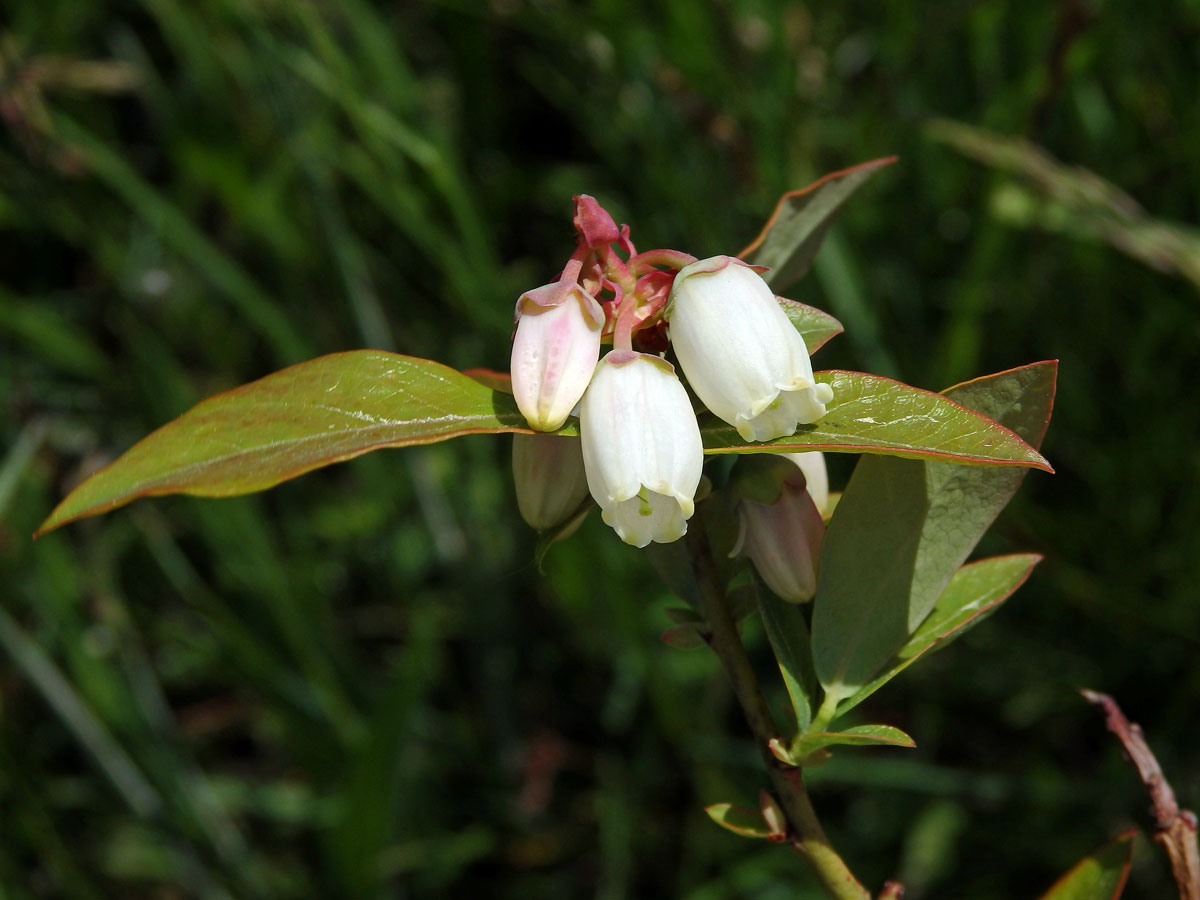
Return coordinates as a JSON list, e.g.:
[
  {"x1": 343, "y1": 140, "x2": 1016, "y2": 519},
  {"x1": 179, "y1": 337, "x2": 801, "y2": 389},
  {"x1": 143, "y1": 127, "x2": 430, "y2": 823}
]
[{"x1": 2, "y1": 2, "x2": 1197, "y2": 898}]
